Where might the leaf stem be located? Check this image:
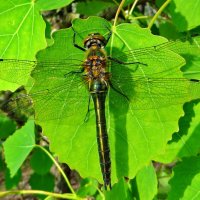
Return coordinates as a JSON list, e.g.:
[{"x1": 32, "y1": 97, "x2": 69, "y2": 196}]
[
  {"x1": 148, "y1": 0, "x2": 171, "y2": 29},
  {"x1": 0, "y1": 190, "x2": 78, "y2": 199},
  {"x1": 35, "y1": 145, "x2": 75, "y2": 195},
  {"x1": 113, "y1": 0, "x2": 126, "y2": 26}
]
